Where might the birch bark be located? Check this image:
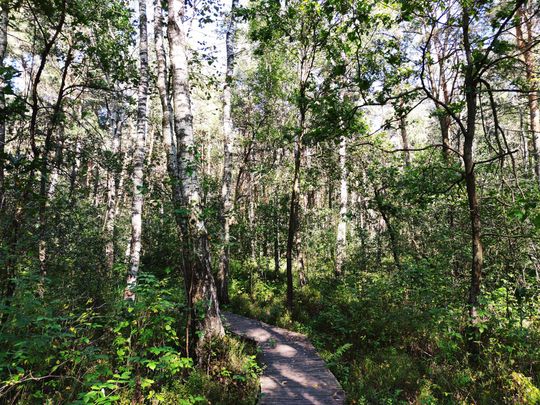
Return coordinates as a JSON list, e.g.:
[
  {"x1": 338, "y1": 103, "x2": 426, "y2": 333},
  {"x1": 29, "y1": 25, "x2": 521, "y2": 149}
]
[
  {"x1": 168, "y1": 0, "x2": 224, "y2": 349},
  {"x1": 218, "y1": 0, "x2": 239, "y2": 305},
  {"x1": 104, "y1": 107, "x2": 124, "y2": 272},
  {"x1": 335, "y1": 136, "x2": 348, "y2": 275},
  {"x1": 125, "y1": 0, "x2": 149, "y2": 300}
]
